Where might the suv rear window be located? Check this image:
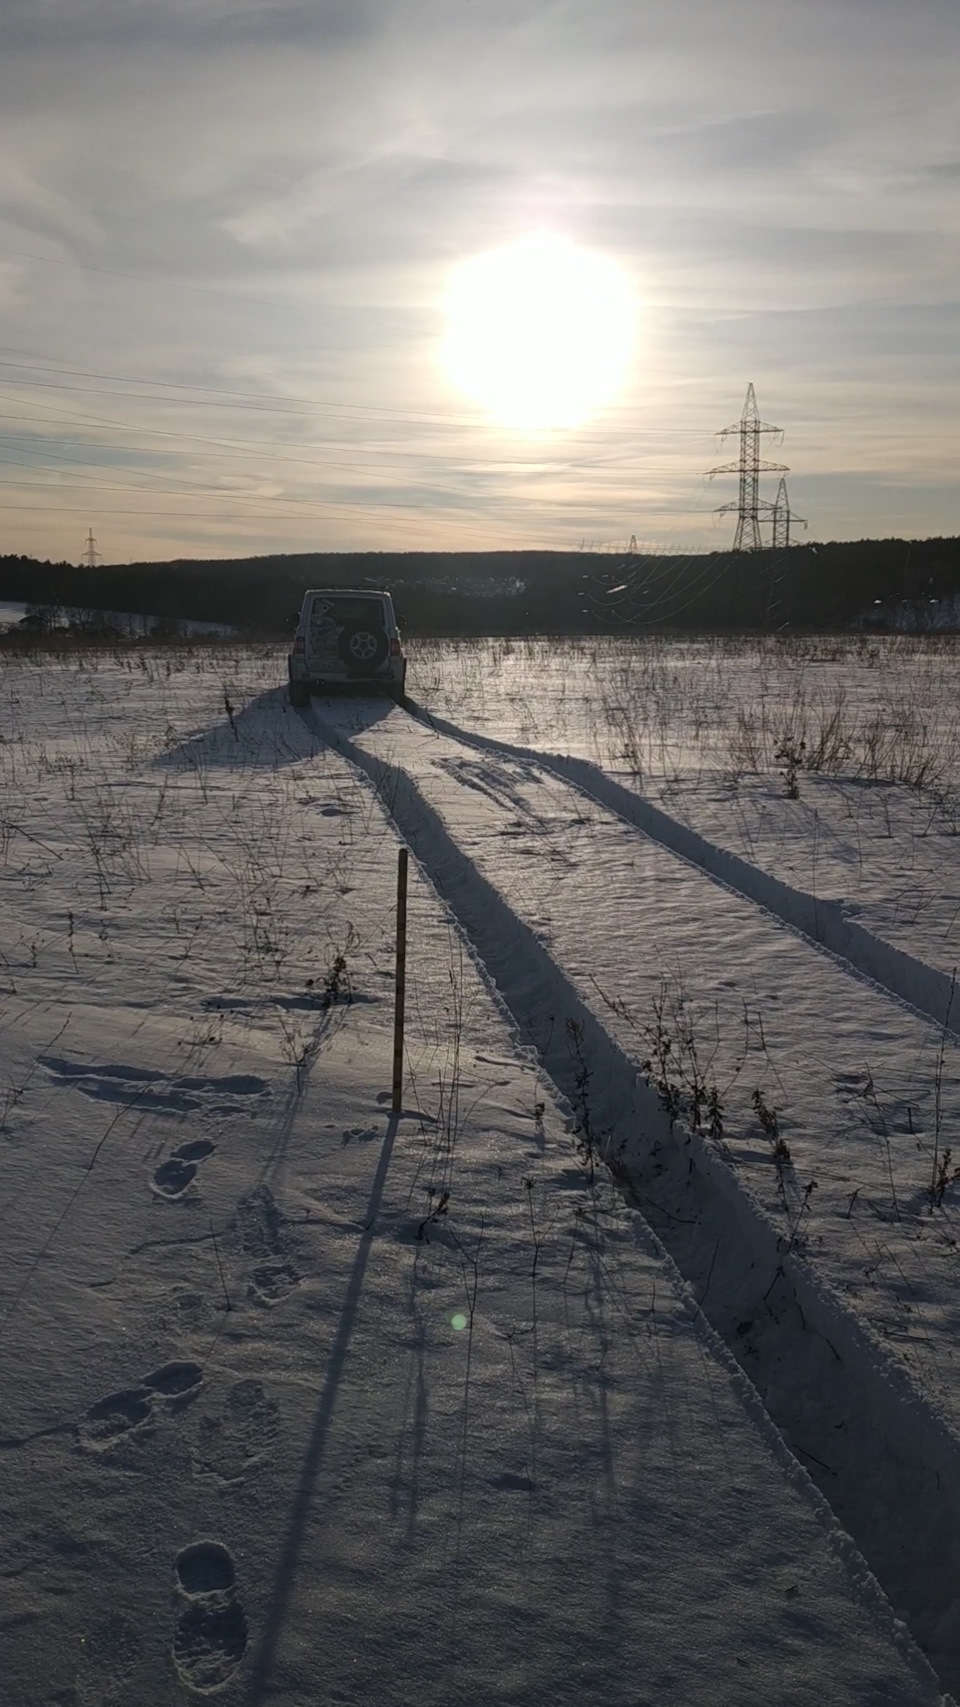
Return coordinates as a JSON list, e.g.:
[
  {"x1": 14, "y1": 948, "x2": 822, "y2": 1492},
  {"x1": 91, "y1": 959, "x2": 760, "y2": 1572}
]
[{"x1": 307, "y1": 596, "x2": 385, "y2": 623}]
